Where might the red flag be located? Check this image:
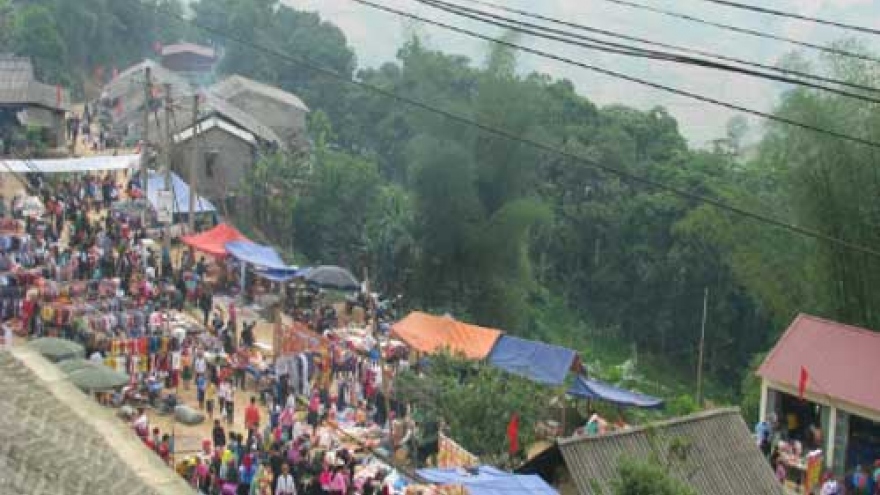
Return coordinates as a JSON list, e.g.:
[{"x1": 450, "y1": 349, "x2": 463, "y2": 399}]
[
  {"x1": 798, "y1": 366, "x2": 809, "y2": 400},
  {"x1": 507, "y1": 413, "x2": 520, "y2": 454}
]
